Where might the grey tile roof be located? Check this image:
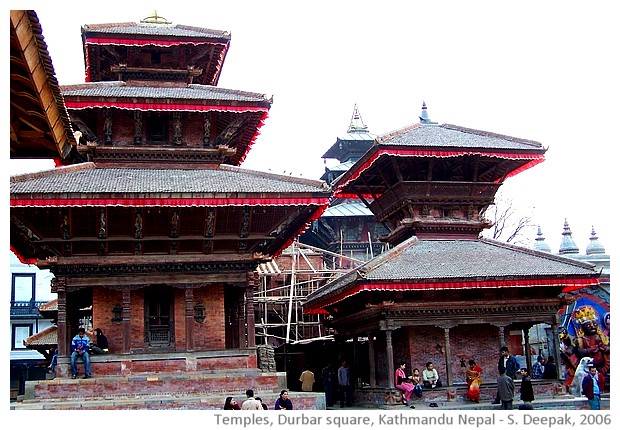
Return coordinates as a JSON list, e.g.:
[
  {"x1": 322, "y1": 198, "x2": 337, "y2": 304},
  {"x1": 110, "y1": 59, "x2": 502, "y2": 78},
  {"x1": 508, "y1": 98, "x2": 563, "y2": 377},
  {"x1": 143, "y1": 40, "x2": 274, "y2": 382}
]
[
  {"x1": 82, "y1": 22, "x2": 230, "y2": 40},
  {"x1": 378, "y1": 123, "x2": 544, "y2": 151},
  {"x1": 61, "y1": 82, "x2": 270, "y2": 103},
  {"x1": 305, "y1": 236, "x2": 597, "y2": 306},
  {"x1": 10, "y1": 163, "x2": 330, "y2": 198}
]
